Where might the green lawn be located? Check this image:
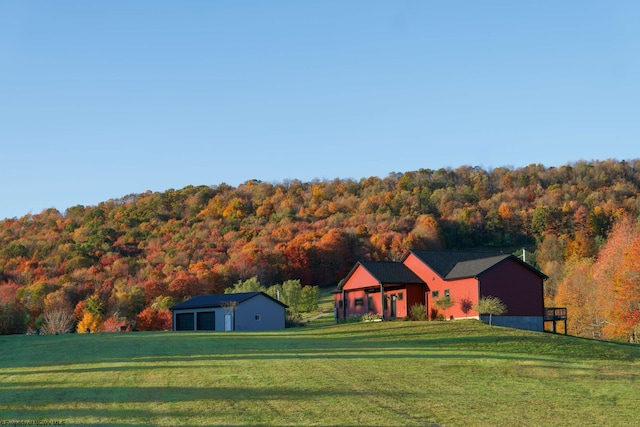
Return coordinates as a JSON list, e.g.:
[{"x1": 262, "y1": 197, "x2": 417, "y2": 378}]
[{"x1": 0, "y1": 321, "x2": 638, "y2": 426}]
